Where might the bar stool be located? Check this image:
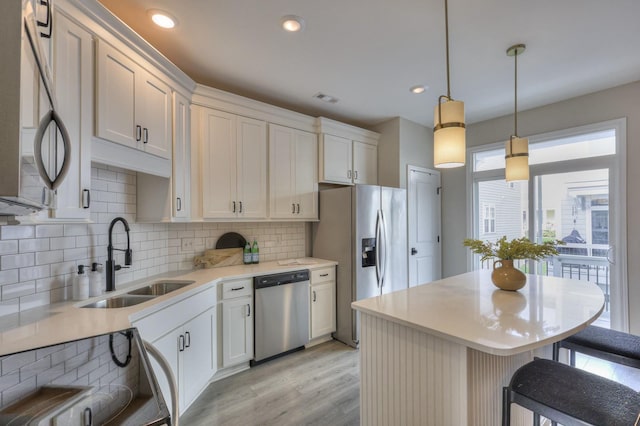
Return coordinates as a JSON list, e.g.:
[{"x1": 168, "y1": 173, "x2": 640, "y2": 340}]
[
  {"x1": 553, "y1": 325, "x2": 640, "y2": 368},
  {"x1": 502, "y1": 358, "x2": 640, "y2": 425}
]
